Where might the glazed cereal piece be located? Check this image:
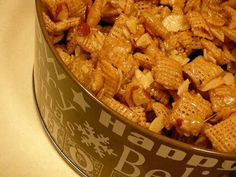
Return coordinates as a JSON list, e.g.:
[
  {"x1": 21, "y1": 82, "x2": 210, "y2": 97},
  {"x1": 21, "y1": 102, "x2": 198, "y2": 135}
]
[
  {"x1": 142, "y1": 39, "x2": 164, "y2": 58},
  {"x1": 101, "y1": 96, "x2": 141, "y2": 123},
  {"x1": 133, "y1": 53, "x2": 155, "y2": 70},
  {"x1": 222, "y1": 27, "x2": 236, "y2": 43},
  {"x1": 135, "y1": 33, "x2": 152, "y2": 49},
  {"x1": 172, "y1": 1, "x2": 186, "y2": 15},
  {"x1": 136, "y1": 33, "x2": 164, "y2": 61},
  {"x1": 223, "y1": 5, "x2": 236, "y2": 29},
  {"x1": 76, "y1": 28, "x2": 105, "y2": 54},
  {"x1": 66, "y1": 27, "x2": 78, "y2": 54},
  {"x1": 205, "y1": 114, "x2": 236, "y2": 152},
  {"x1": 98, "y1": 15, "x2": 134, "y2": 69},
  {"x1": 209, "y1": 25, "x2": 224, "y2": 42},
  {"x1": 132, "y1": 87, "x2": 151, "y2": 106},
  {"x1": 163, "y1": 31, "x2": 193, "y2": 55},
  {"x1": 108, "y1": 14, "x2": 133, "y2": 42},
  {"x1": 99, "y1": 37, "x2": 135, "y2": 81},
  {"x1": 183, "y1": 56, "x2": 223, "y2": 90},
  {"x1": 223, "y1": 0, "x2": 236, "y2": 8},
  {"x1": 123, "y1": 82, "x2": 151, "y2": 107},
  {"x1": 90, "y1": 67, "x2": 104, "y2": 94},
  {"x1": 201, "y1": 39, "x2": 222, "y2": 64},
  {"x1": 215, "y1": 105, "x2": 236, "y2": 122},
  {"x1": 41, "y1": 0, "x2": 87, "y2": 21},
  {"x1": 42, "y1": 12, "x2": 80, "y2": 34},
  {"x1": 186, "y1": 11, "x2": 213, "y2": 40},
  {"x1": 102, "y1": 3, "x2": 121, "y2": 18},
  {"x1": 134, "y1": 1, "x2": 155, "y2": 17},
  {"x1": 99, "y1": 15, "x2": 139, "y2": 82},
  {"x1": 147, "y1": 82, "x2": 170, "y2": 105},
  {"x1": 142, "y1": 10, "x2": 170, "y2": 39},
  {"x1": 152, "y1": 58, "x2": 184, "y2": 90},
  {"x1": 99, "y1": 36, "x2": 136, "y2": 83},
  {"x1": 87, "y1": 0, "x2": 106, "y2": 27},
  {"x1": 56, "y1": 46, "x2": 74, "y2": 66},
  {"x1": 194, "y1": 123, "x2": 213, "y2": 148},
  {"x1": 99, "y1": 60, "x2": 123, "y2": 97},
  {"x1": 168, "y1": 92, "x2": 212, "y2": 136},
  {"x1": 209, "y1": 85, "x2": 236, "y2": 112},
  {"x1": 159, "y1": 0, "x2": 174, "y2": 6},
  {"x1": 184, "y1": 0, "x2": 201, "y2": 13},
  {"x1": 152, "y1": 102, "x2": 170, "y2": 119},
  {"x1": 201, "y1": 2, "x2": 226, "y2": 27},
  {"x1": 69, "y1": 58, "x2": 94, "y2": 87},
  {"x1": 202, "y1": 39, "x2": 235, "y2": 65},
  {"x1": 110, "y1": 0, "x2": 135, "y2": 16},
  {"x1": 130, "y1": 106, "x2": 148, "y2": 127}
]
